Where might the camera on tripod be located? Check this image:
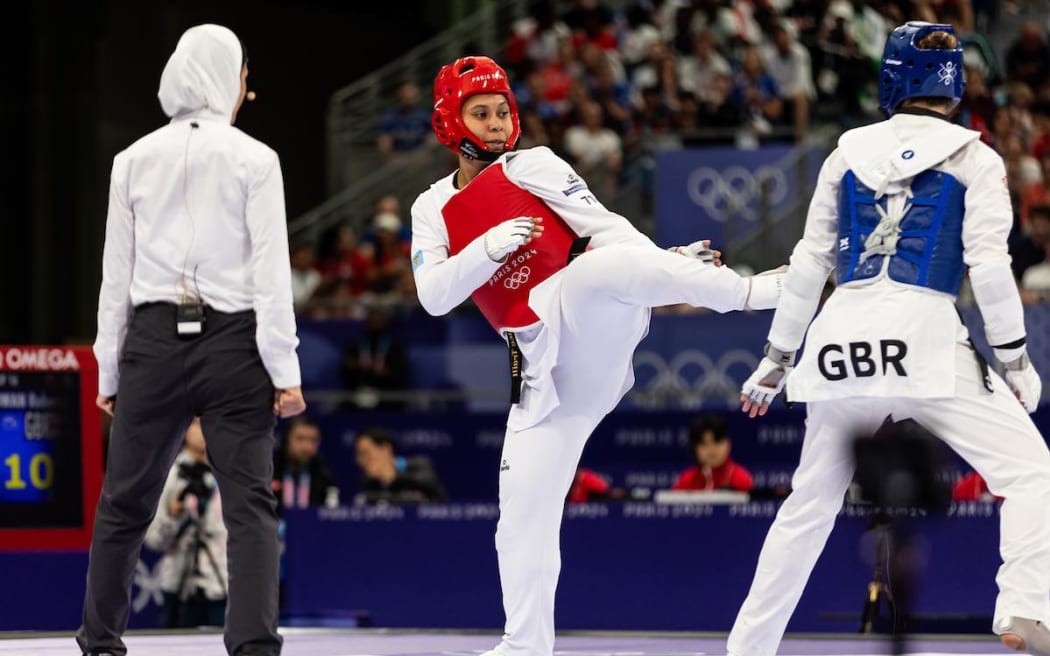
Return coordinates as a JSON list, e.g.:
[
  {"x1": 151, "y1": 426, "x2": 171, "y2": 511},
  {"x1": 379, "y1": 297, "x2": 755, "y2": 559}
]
[{"x1": 176, "y1": 461, "x2": 214, "y2": 508}]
